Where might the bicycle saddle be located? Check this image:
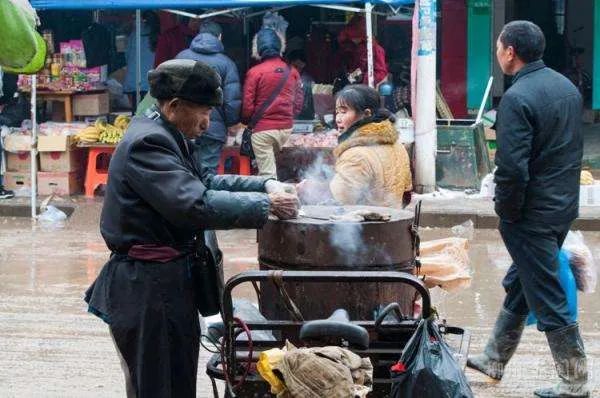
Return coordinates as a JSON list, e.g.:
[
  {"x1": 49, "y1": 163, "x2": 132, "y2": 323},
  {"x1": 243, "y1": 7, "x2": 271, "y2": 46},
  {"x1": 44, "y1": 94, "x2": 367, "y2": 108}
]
[{"x1": 299, "y1": 309, "x2": 369, "y2": 350}]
